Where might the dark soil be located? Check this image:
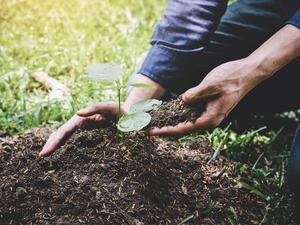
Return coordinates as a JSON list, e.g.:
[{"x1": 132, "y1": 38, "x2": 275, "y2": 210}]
[
  {"x1": 150, "y1": 98, "x2": 205, "y2": 128},
  {"x1": 0, "y1": 126, "x2": 266, "y2": 225}
]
